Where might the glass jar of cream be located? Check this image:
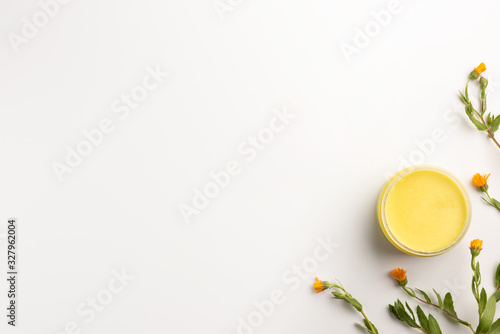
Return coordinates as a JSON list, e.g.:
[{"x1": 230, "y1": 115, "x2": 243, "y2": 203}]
[{"x1": 377, "y1": 165, "x2": 472, "y2": 257}]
